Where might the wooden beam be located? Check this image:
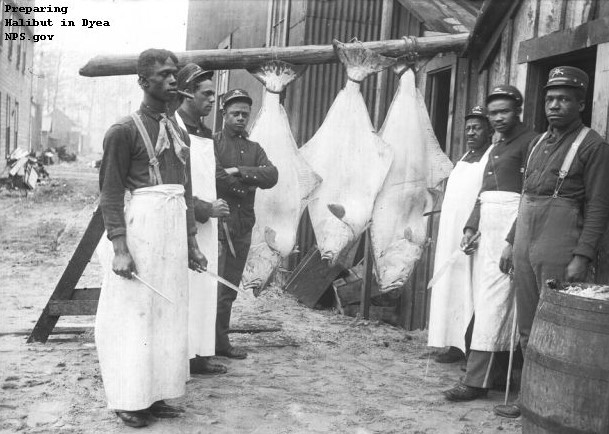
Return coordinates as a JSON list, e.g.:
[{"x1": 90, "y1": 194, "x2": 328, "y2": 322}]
[
  {"x1": 477, "y1": 0, "x2": 521, "y2": 72},
  {"x1": 592, "y1": 42, "x2": 609, "y2": 284},
  {"x1": 79, "y1": 33, "x2": 470, "y2": 77},
  {"x1": 518, "y1": 16, "x2": 609, "y2": 64},
  {"x1": 28, "y1": 208, "x2": 105, "y2": 343},
  {"x1": 47, "y1": 300, "x2": 98, "y2": 316},
  {"x1": 359, "y1": 231, "x2": 373, "y2": 319},
  {"x1": 592, "y1": 42, "x2": 609, "y2": 140}
]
